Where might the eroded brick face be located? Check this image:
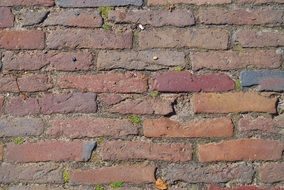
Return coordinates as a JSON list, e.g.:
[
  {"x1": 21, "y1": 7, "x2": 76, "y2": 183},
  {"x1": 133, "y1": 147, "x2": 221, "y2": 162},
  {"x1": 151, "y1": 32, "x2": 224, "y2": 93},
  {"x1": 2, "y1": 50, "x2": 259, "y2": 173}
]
[{"x1": 0, "y1": 0, "x2": 283, "y2": 189}]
